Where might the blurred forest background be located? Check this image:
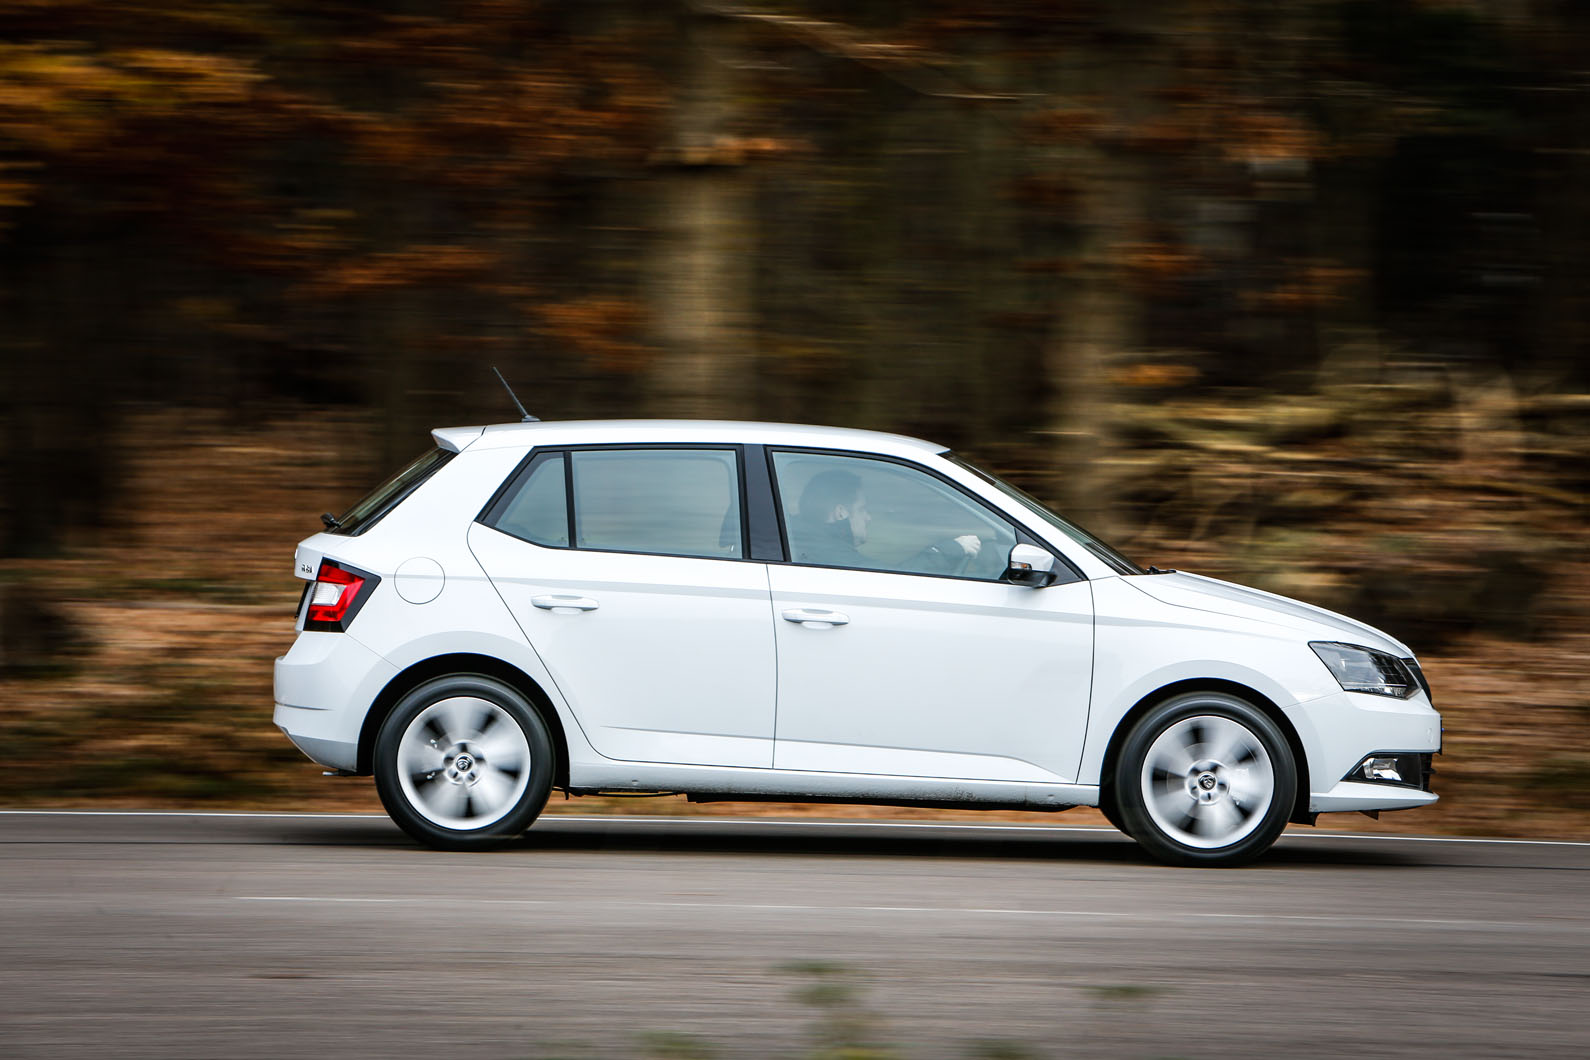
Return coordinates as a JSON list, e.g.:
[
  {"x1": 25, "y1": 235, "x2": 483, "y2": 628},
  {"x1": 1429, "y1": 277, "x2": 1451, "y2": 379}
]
[{"x1": 1, "y1": 0, "x2": 1587, "y2": 835}]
